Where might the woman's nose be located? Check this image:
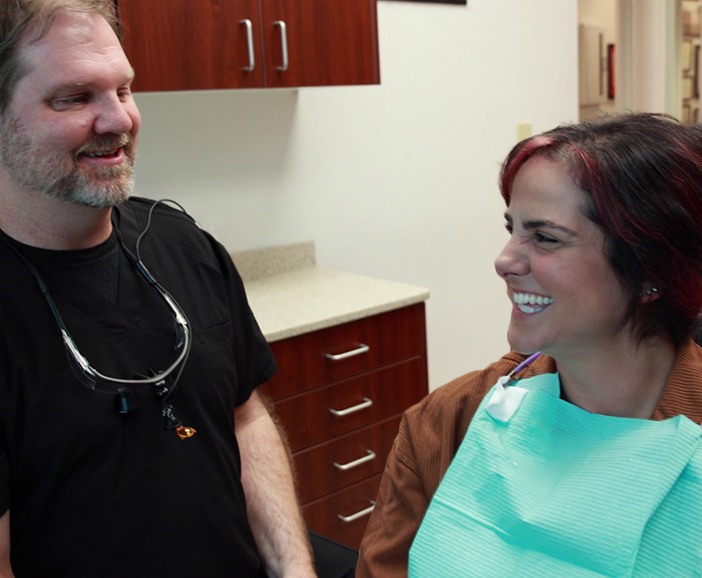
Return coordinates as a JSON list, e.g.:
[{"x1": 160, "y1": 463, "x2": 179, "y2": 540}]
[{"x1": 494, "y1": 238, "x2": 529, "y2": 279}]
